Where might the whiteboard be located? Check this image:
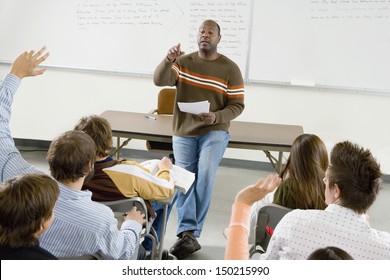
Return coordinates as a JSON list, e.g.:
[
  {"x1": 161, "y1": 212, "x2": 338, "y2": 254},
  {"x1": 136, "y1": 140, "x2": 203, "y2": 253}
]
[
  {"x1": 248, "y1": 0, "x2": 390, "y2": 93},
  {"x1": 0, "y1": 0, "x2": 252, "y2": 77}
]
